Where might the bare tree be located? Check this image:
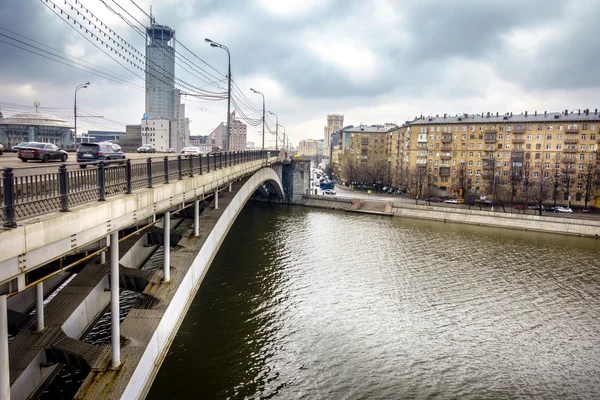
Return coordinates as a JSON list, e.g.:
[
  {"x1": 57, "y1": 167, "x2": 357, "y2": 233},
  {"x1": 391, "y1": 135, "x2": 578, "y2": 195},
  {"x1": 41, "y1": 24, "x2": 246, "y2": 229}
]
[
  {"x1": 529, "y1": 165, "x2": 552, "y2": 216},
  {"x1": 582, "y1": 163, "x2": 596, "y2": 208}
]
